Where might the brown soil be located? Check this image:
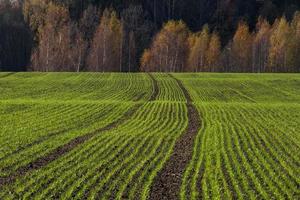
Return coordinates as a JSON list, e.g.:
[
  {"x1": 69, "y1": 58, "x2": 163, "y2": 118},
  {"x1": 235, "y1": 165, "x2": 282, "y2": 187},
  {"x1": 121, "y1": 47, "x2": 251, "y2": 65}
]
[
  {"x1": 148, "y1": 73, "x2": 159, "y2": 101},
  {"x1": 0, "y1": 104, "x2": 141, "y2": 187},
  {"x1": 220, "y1": 156, "x2": 237, "y2": 199},
  {"x1": 0, "y1": 75, "x2": 160, "y2": 187},
  {"x1": 0, "y1": 107, "x2": 115, "y2": 163},
  {"x1": 149, "y1": 74, "x2": 201, "y2": 200}
]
